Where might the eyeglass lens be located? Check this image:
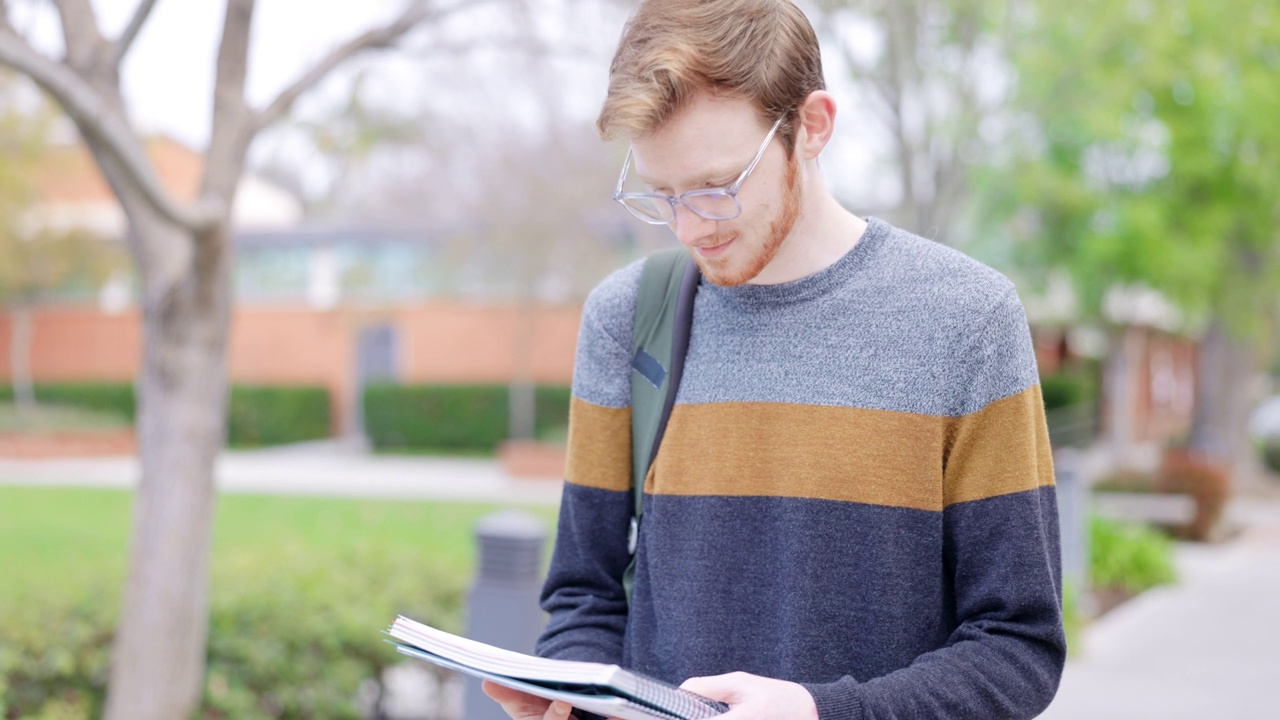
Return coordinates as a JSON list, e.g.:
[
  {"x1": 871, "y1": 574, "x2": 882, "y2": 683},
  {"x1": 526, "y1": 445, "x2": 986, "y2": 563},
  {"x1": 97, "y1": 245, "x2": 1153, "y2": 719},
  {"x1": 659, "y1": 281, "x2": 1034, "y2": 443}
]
[{"x1": 621, "y1": 191, "x2": 741, "y2": 223}]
